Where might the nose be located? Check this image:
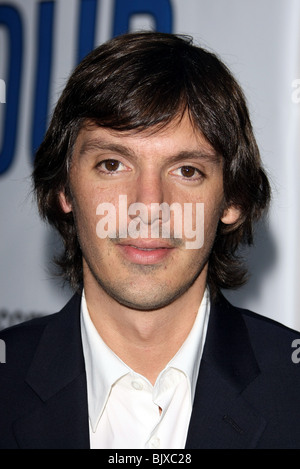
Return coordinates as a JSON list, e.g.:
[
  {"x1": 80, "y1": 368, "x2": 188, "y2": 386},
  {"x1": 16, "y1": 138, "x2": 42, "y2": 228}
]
[
  {"x1": 129, "y1": 171, "x2": 167, "y2": 225},
  {"x1": 136, "y1": 171, "x2": 165, "y2": 205}
]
